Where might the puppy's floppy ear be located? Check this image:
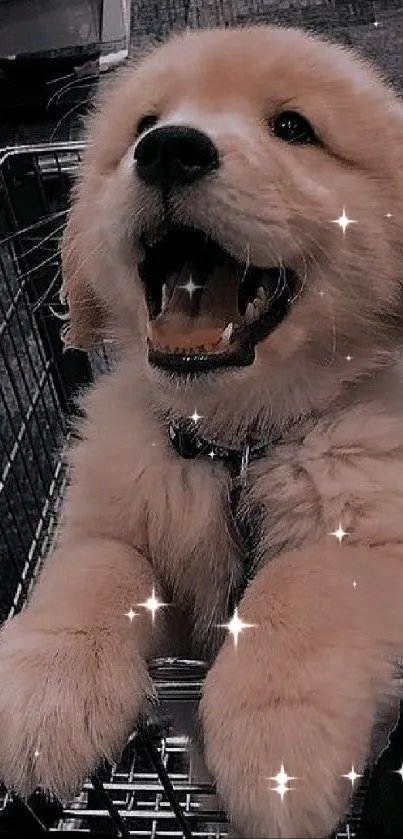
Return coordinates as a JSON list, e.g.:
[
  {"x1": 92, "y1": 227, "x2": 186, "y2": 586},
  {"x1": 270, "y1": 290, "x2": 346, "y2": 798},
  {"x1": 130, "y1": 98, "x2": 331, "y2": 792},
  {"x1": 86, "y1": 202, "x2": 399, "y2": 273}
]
[{"x1": 60, "y1": 197, "x2": 107, "y2": 350}]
